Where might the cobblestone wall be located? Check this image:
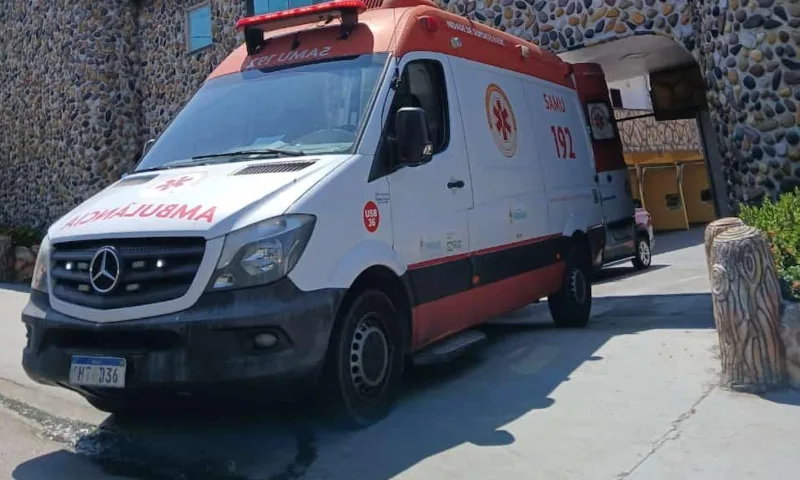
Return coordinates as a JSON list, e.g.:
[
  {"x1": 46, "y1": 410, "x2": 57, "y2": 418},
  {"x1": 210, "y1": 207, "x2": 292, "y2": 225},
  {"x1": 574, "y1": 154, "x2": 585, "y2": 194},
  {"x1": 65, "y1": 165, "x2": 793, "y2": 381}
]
[
  {"x1": 3, "y1": 0, "x2": 800, "y2": 228},
  {"x1": 136, "y1": 1, "x2": 245, "y2": 141},
  {"x1": 0, "y1": 1, "x2": 142, "y2": 229}
]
